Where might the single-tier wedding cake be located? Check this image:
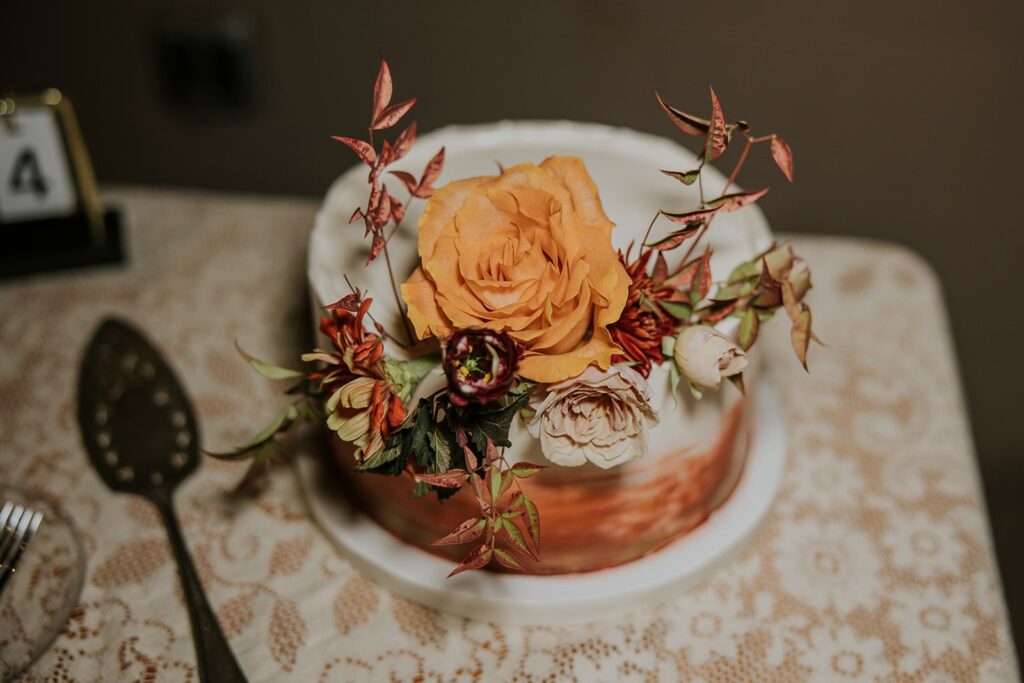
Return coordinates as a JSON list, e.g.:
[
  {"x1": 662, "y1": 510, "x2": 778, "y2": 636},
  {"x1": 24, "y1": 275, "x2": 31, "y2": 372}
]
[{"x1": 223, "y1": 60, "x2": 813, "y2": 578}]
